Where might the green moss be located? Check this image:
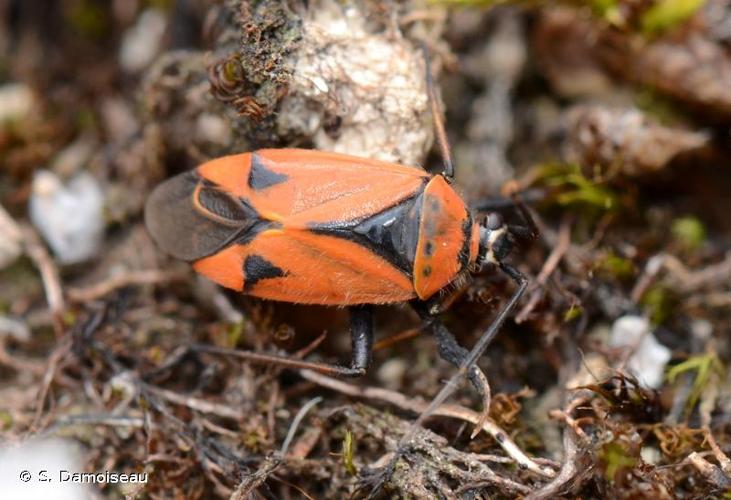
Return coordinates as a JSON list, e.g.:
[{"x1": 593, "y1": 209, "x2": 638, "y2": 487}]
[
  {"x1": 590, "y1": 0, "x2": 624, "y2": 25},
  {"x1": 563, "y1": 304, "x2": 584, "y2": 322},
  {"x1": 536, "y1": 163, "x2": 618, "y2": 212},
  {"x1": 341, "y1": 430, "x2": 357, "y2": 475},
  {"x1": 597, "y1": 252, "x2": 635, "y2": 280},
  {"x1": 62, "y1": 310, "x2": 77, "y2": 327},
  {"x1": 66, "y1": 0, "x2": 109, "y2": 40},
  {"x1": 430, "y1": 0, "x2": 512, "y2": 6},
  {"x1": 671, "y1": 216, "x2": 706, "y2": 250},
  {"x1": 640, "y1": 285, "x2": 677, "y2": 325},
  {"x1": 635, "y1": 87, "x2": 685, "y2": 125},
  {"x1": 601, "y1": 440, "x2": 638, "y2": 481},
  {"x1": 0, "y1": 410, "x2": 12, "y2": 431},
  {"x1": 667, "y1": 352, "x2": 724, "y2": 412},
  {"x1": 641, "y1": 0, "x2": 705, "y2": 35},
  {"x1": 226, "y1": 321, "x2": 245, "y2": 348},
  {"x1": 146, "y1": 0, "x2": 173, "y2": 10}
]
